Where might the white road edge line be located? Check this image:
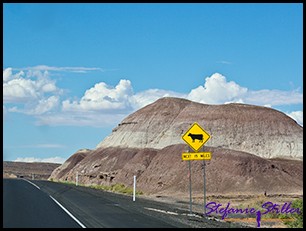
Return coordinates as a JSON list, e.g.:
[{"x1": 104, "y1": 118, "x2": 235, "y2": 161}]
[
  {"x1": 21, "y1": 178, "x2": 86, "y2": 228},
  {"x1": 22, "y1": 179, "x2": 40, "y2": 190},
  {"x1": 49, "y1": 195, "x2": 86, "y2": 228},
  {"x1": 144, "y1": 207, "x2": 179, "y2": 215}
]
